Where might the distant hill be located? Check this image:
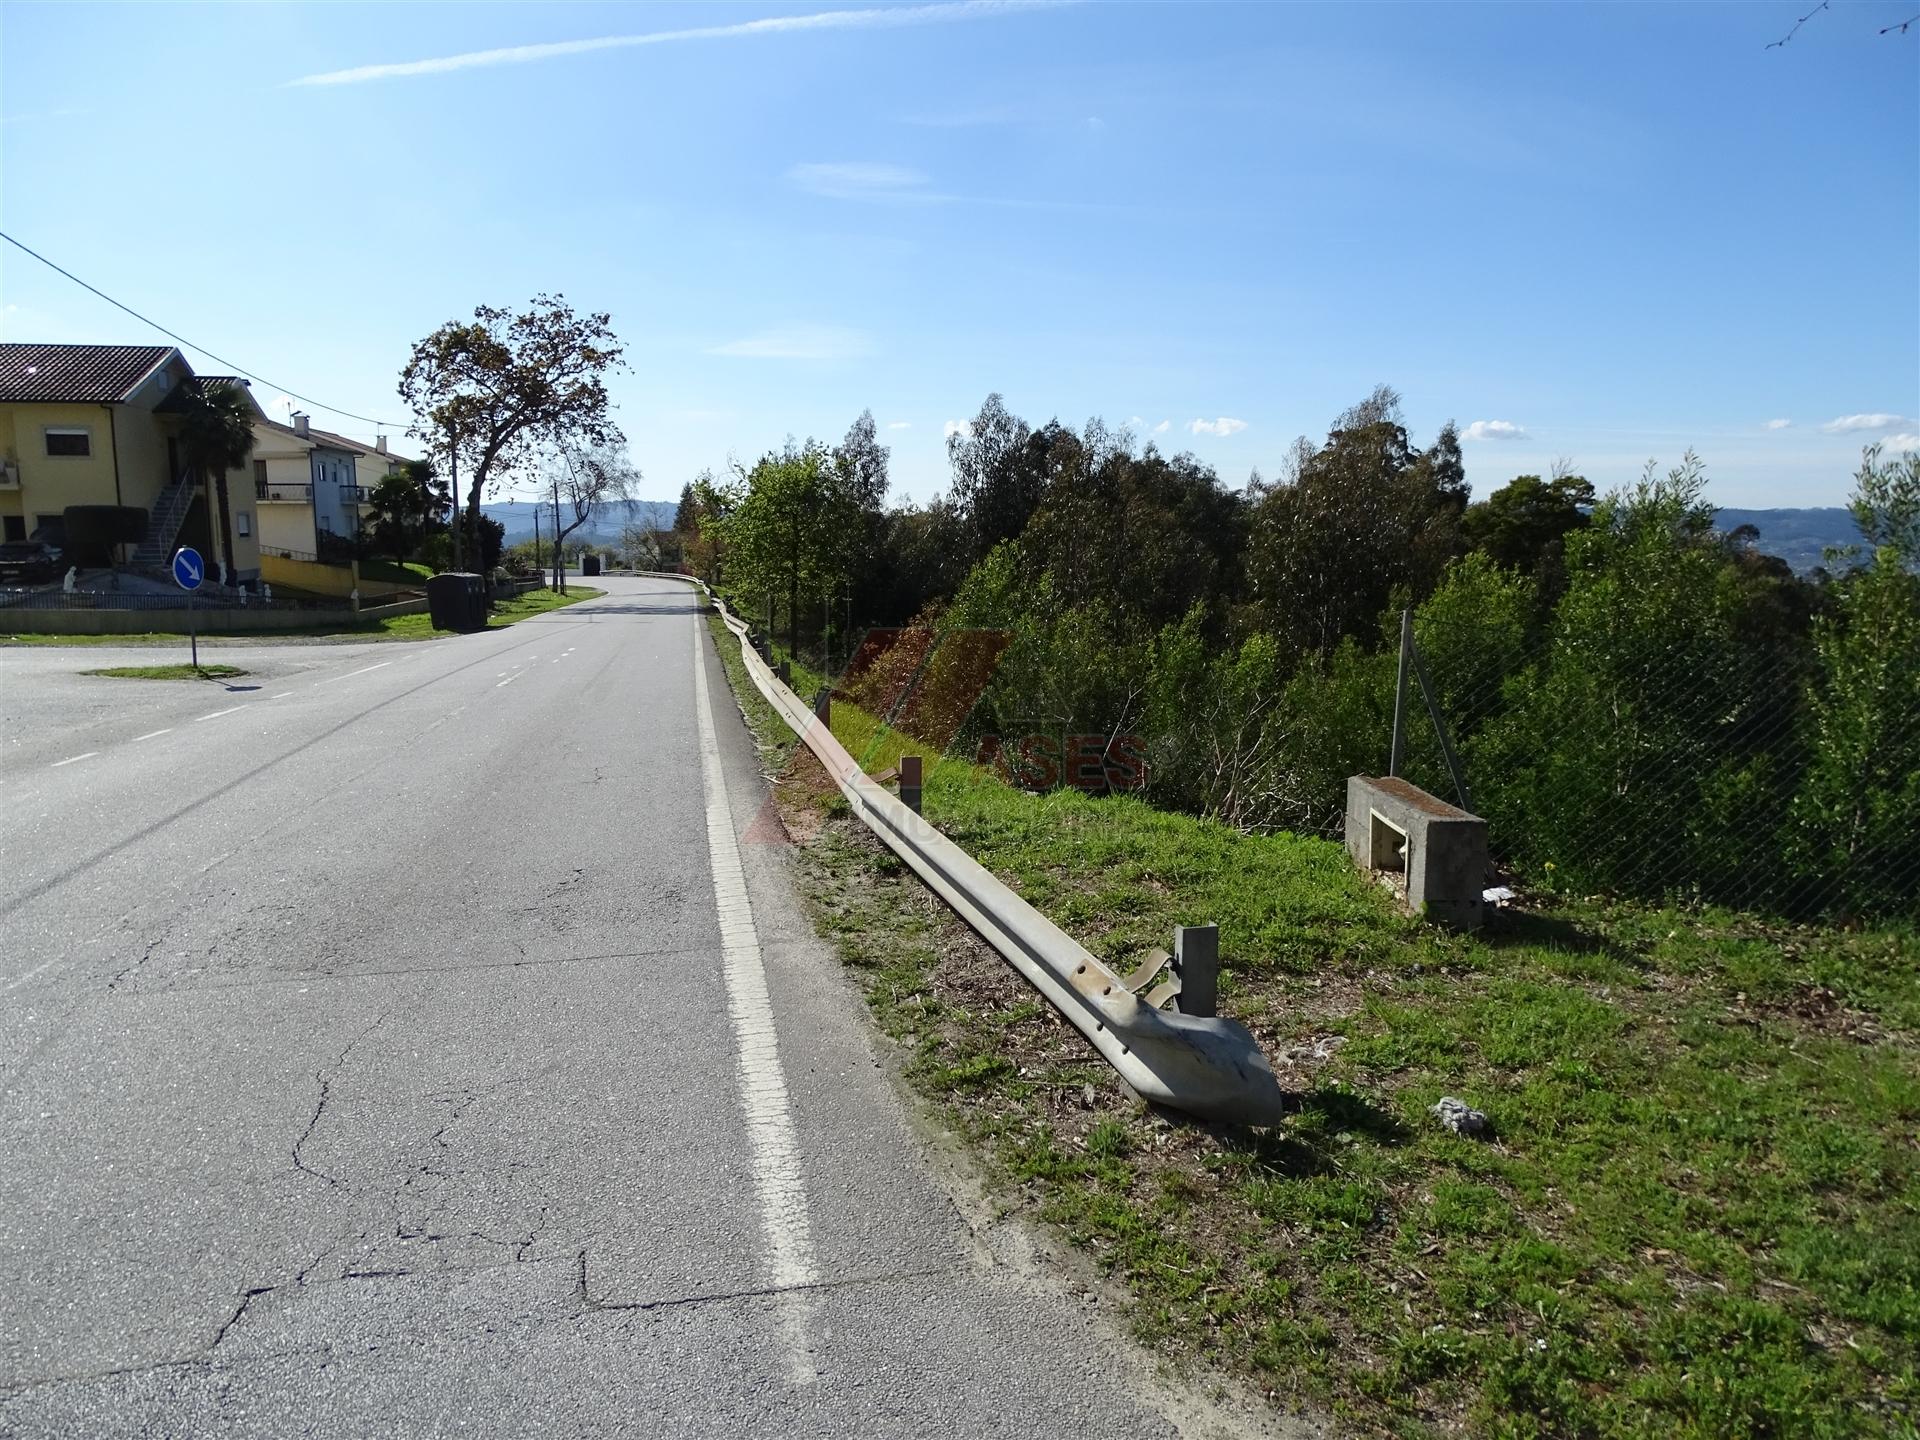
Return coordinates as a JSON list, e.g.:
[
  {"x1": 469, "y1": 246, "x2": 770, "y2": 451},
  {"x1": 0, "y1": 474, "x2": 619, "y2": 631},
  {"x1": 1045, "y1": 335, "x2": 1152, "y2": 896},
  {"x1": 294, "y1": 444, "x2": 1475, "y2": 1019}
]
[
  {"x1": 482, "y1": 497, "x2": 678, "y2": 548},
  {"x1": 1712, "y1": 507, "x2": 1859, "y2": 574}
]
